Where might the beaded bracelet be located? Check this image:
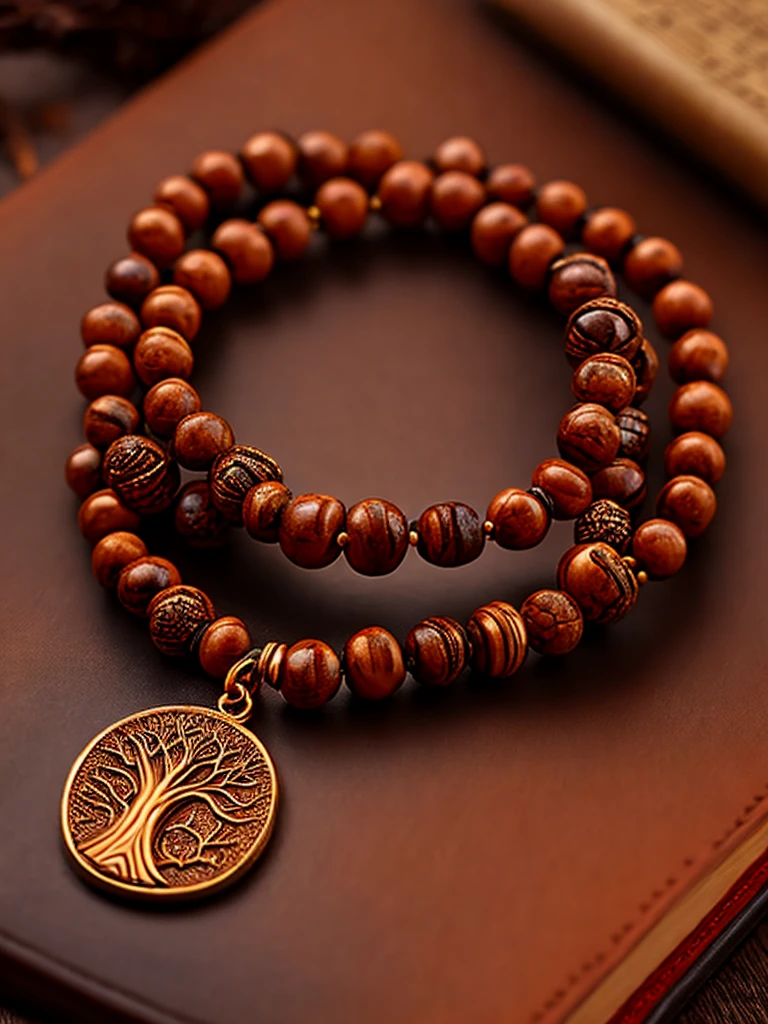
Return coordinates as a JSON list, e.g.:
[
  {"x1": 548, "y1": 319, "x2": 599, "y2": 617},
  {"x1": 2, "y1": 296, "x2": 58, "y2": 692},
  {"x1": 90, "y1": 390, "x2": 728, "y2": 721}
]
[{"x1": 61, "y1": 129, "x2": 731, "y2": 901}]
